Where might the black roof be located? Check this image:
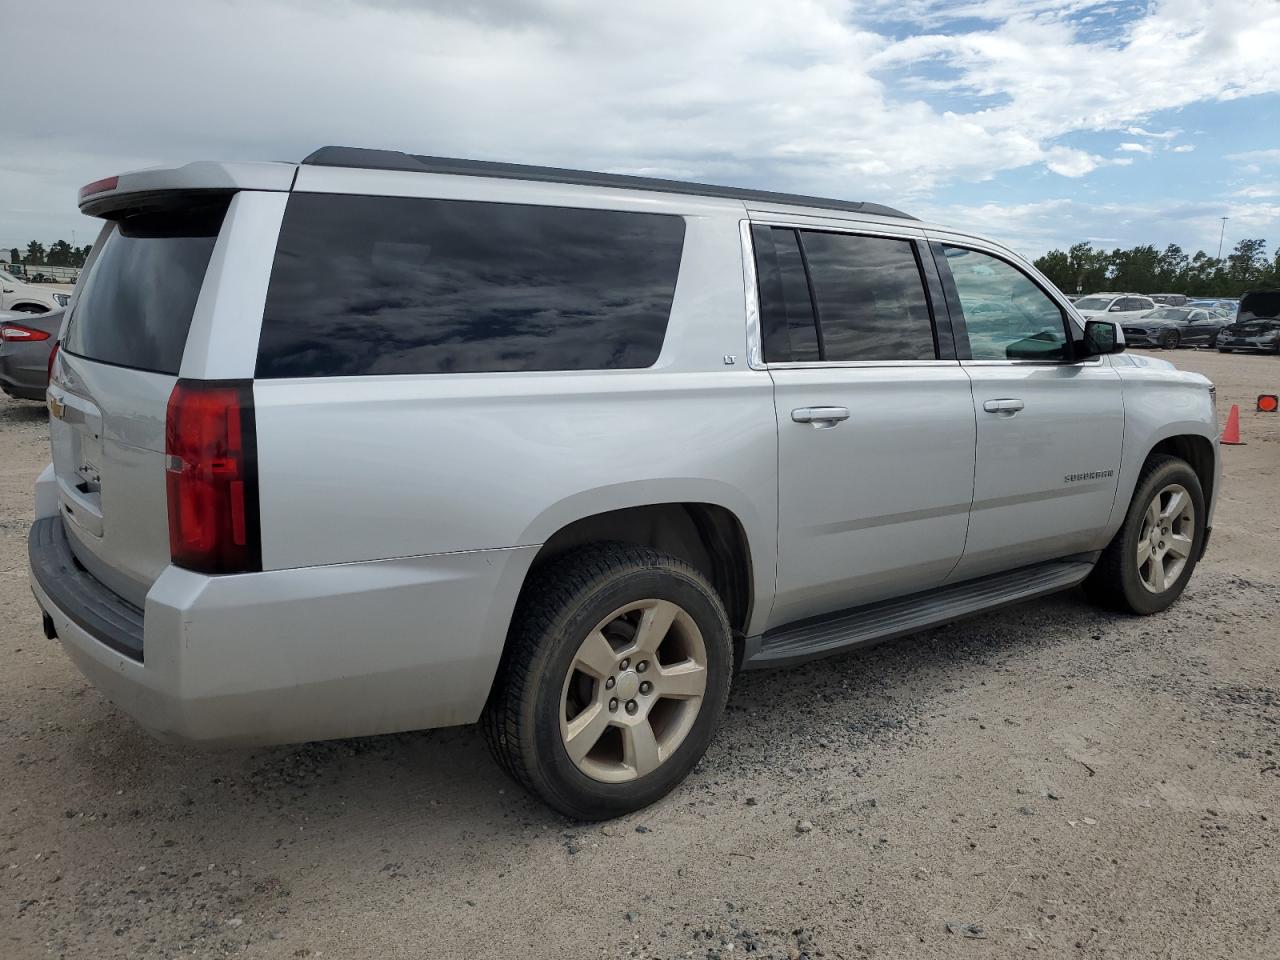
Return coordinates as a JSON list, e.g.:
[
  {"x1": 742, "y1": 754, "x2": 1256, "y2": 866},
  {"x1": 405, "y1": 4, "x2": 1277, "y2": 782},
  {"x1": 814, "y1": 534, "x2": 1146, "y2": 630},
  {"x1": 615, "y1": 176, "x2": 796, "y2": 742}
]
[{"x1": 302, "y1": 146, "x2": 915, "y2": 221}]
